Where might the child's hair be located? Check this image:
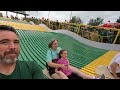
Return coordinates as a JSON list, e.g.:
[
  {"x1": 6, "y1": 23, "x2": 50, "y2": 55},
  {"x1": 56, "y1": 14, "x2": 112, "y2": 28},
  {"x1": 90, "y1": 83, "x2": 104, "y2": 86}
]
[
  {"x1": 48, "y1": 38, "x2": 58, "y2": 48},
  {"x1": 58, "y1": 49, "x2": 66, "y2": 58}
]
